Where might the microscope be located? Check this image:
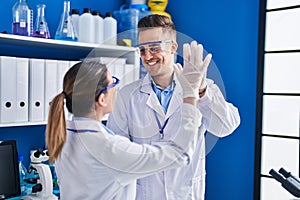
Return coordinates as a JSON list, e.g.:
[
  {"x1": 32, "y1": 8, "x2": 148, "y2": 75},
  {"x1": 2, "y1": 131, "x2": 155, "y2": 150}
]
[
  {"x1": 269, "y1": 167, "x2": 300, "y2": 198},
  {"x1": 22, "y1": 149, "x2": 58, "y2": 200}
]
